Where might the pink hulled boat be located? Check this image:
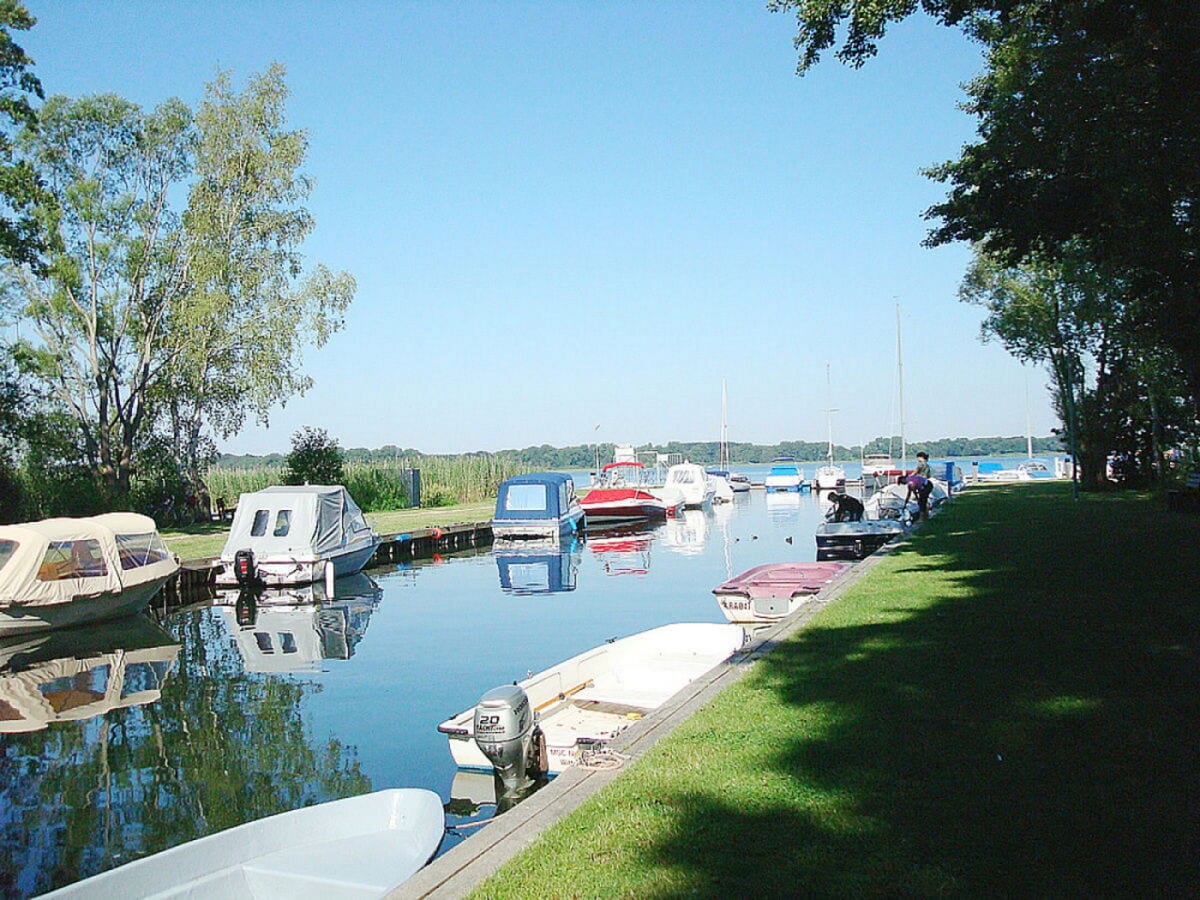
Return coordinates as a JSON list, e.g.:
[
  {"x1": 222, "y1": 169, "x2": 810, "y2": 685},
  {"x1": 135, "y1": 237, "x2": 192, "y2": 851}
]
[
  {"x1": 580, "y1": 462, "x2": 683, "y2": 524},
  {"x1": 712, "y1": 562, "x2": 849, "y2": 623}
]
